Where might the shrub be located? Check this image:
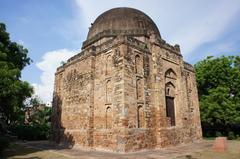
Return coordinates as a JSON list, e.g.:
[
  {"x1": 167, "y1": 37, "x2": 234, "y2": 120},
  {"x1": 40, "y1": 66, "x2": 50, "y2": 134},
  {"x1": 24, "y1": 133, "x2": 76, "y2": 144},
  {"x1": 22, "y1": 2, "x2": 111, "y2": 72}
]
[
  {"x1": 228, "y1": 131, "x2": 236, "y2": 140},
  {"x1": 215, "y1": 131, "x2": 222, "y2": 137},
  {"x1": 236, "y1": 135, "x2": 240, "y2": 140},
  {"x1": 202, "y1": 123, "x2": 240, "y2": 139},
  {"x1": 0, "y1": 136, "x2": 10, "y2": 153},
  {"x1": 9, "y1": 123, "x2": 50, "y2": 140}
]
